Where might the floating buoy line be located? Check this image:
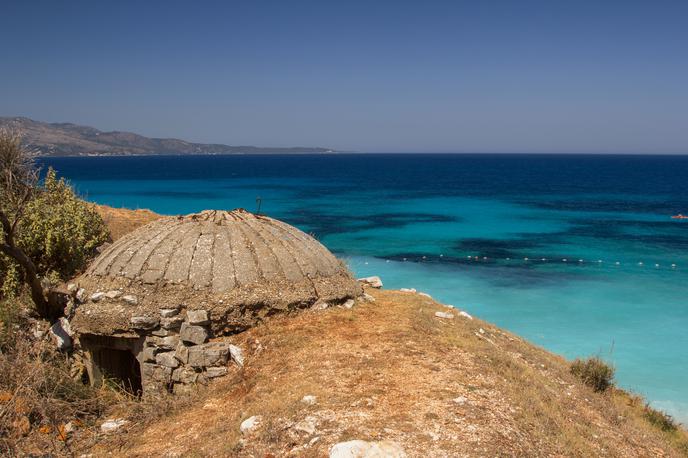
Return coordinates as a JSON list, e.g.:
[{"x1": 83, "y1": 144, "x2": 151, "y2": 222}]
[{"x1": 369, "y1": 255, "x2": 681, "y2": 271}]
